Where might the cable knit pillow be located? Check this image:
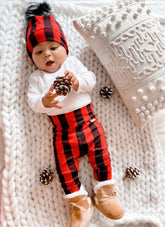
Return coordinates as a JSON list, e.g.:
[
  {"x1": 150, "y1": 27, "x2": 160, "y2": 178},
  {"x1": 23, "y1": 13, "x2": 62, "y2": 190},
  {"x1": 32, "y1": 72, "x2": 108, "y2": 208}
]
[{"x1": 73, "y1": 0, "x2": 165, "y2": 128}]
